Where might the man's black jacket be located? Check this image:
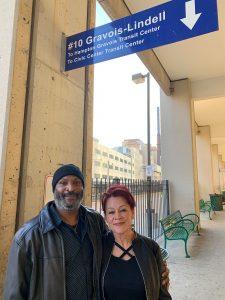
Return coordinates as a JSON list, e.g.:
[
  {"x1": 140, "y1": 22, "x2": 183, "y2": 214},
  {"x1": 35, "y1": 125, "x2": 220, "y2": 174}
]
[{"x1": 4, "y1": 201, "x2": 107, "y2": 300}]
